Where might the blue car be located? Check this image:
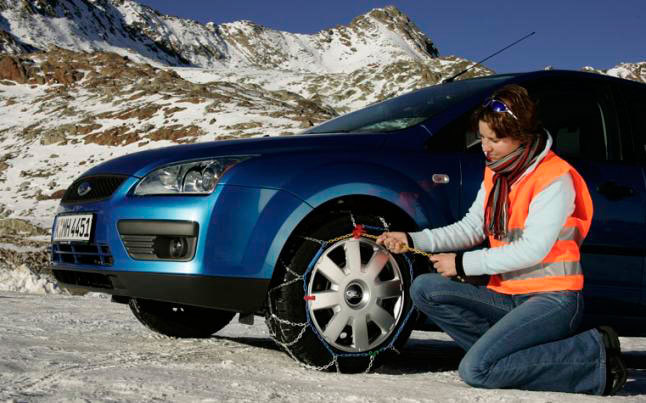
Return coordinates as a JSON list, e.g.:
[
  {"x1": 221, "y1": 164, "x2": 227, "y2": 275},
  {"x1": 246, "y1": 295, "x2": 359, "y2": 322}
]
[{"x1": 51, "y1": 70, "x2": 646, "y2": 371}]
